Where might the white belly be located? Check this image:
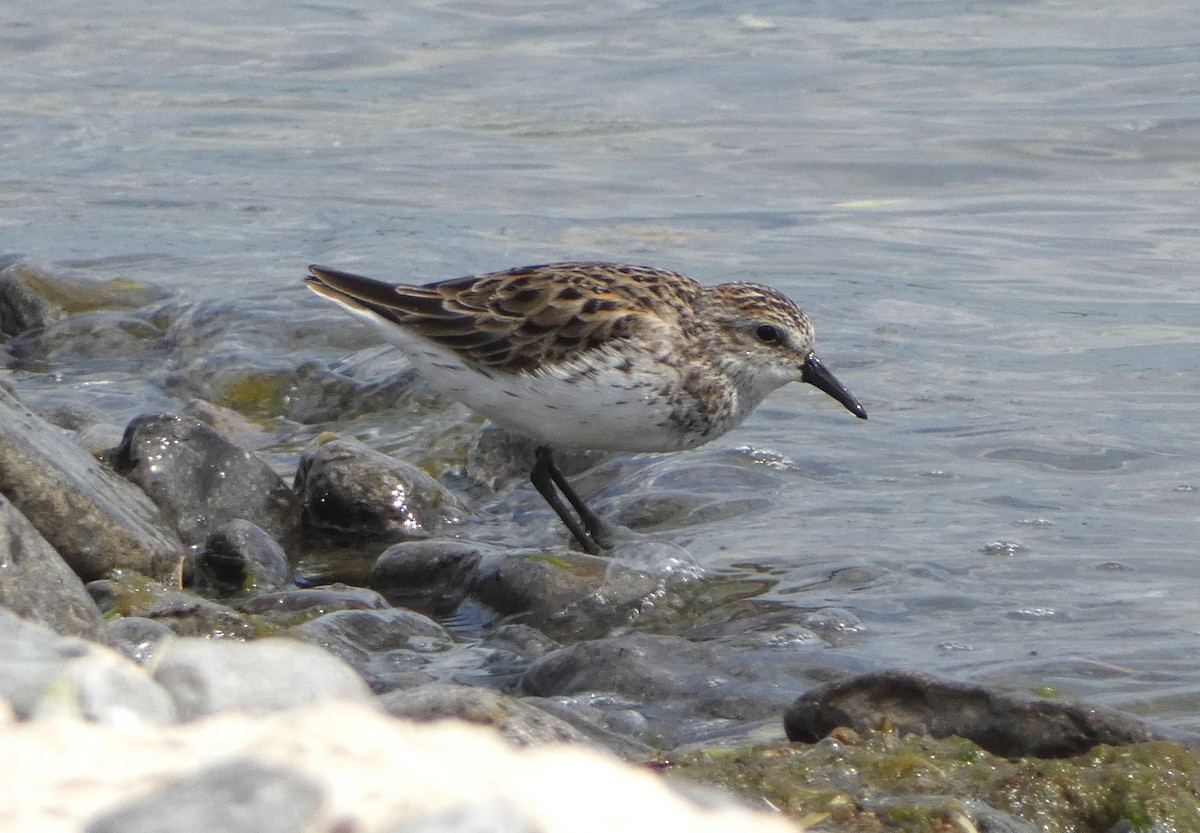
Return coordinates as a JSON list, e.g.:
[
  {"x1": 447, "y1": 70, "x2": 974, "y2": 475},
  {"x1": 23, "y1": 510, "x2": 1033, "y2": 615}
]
[{"x1": 351, "y1": 315, "x2": 733, "y2": 452}]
